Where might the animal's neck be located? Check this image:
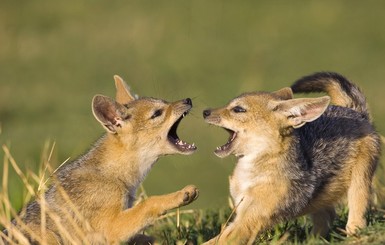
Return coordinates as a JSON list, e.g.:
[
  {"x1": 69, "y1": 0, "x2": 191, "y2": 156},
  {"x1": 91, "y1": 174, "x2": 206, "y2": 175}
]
[
  {"x1": 232, "y1": 134, "x2": 293, "y2": 194},
  {"x1": 235, "y1": 152, "x2": 273, "y2": 176},
  {"x1": 91, "y1": 134, "x2": 159, "y2": 188}
]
